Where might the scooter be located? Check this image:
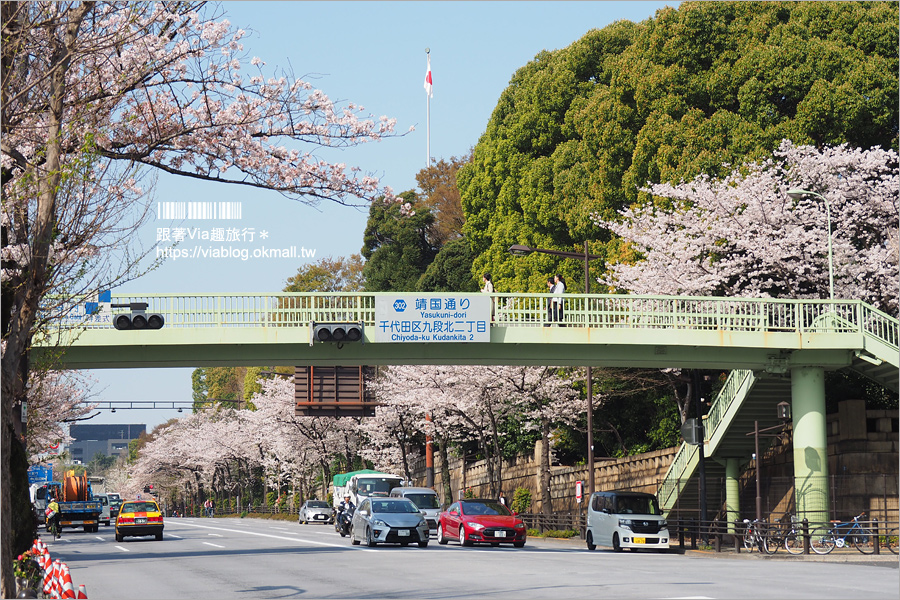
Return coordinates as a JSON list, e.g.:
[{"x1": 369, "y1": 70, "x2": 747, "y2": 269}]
[{"x1": 335, "y1": 506, "x2": 354, "y2": 537}]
